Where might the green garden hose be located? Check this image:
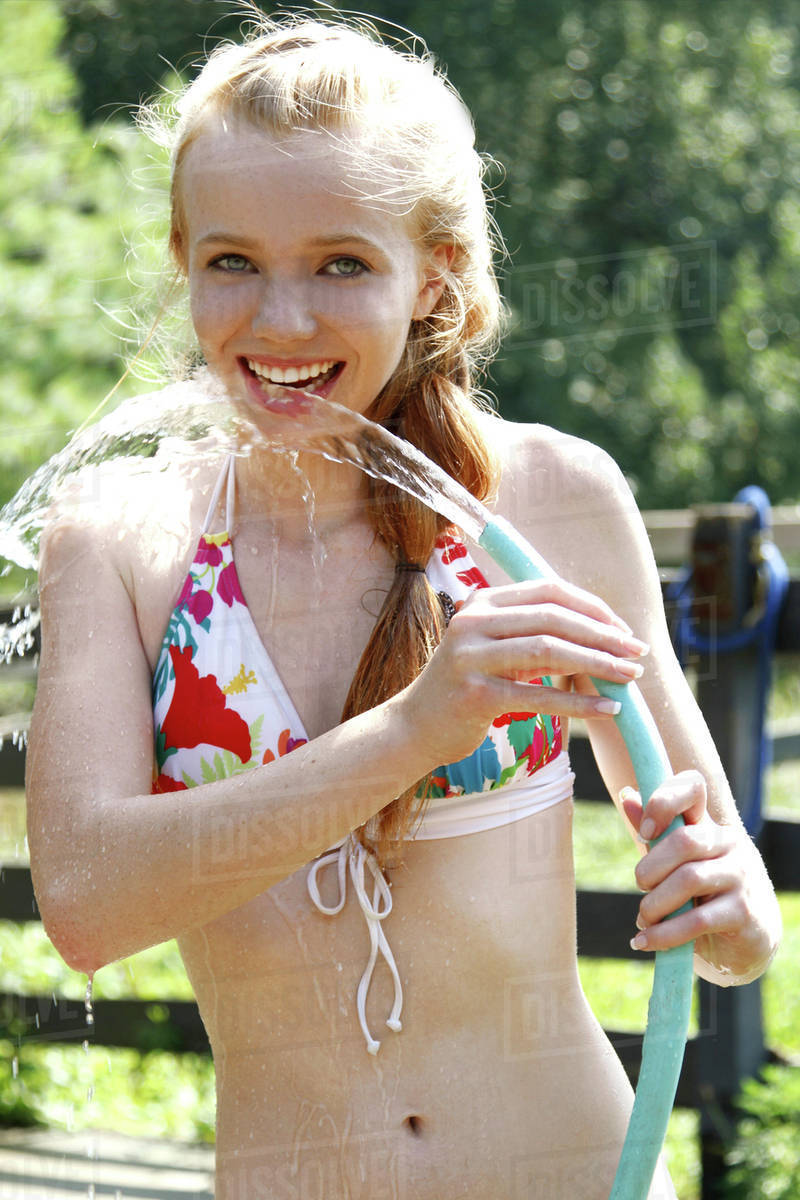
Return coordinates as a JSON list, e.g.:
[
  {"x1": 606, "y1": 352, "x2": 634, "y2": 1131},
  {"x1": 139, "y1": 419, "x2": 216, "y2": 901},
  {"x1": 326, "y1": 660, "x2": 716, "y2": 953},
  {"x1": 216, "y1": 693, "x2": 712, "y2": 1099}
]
[{"x1": 480, "y1": 515, "x2": 694, "y2": 1200}]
